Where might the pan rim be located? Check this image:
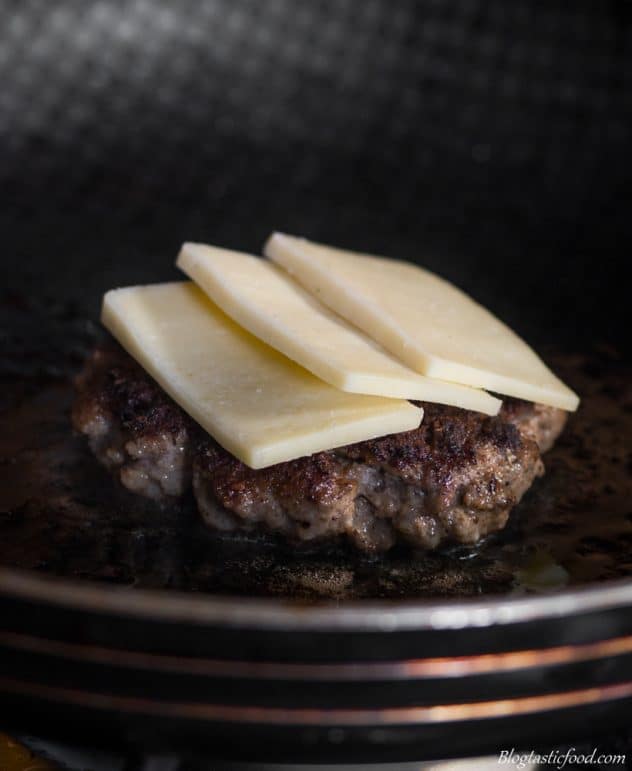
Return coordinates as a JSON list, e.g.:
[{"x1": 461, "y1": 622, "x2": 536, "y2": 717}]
[{"x1": 1, "y1": 566, "x2": 632, "y2": 632}]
